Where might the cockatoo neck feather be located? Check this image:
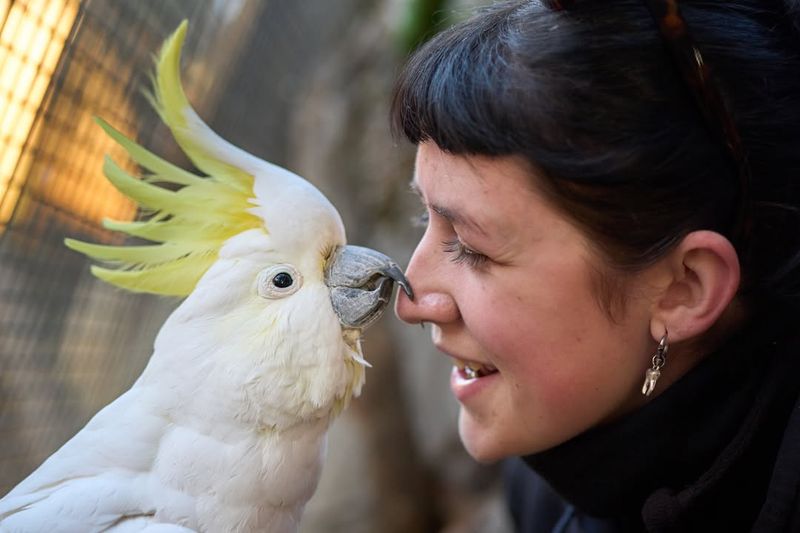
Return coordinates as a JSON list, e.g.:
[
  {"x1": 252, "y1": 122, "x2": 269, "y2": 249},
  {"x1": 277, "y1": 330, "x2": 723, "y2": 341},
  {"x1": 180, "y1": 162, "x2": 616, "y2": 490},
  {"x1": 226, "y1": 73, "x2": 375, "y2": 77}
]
[{"x1": 136, "y1": 231, "x2": 362, "y2": 434}]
